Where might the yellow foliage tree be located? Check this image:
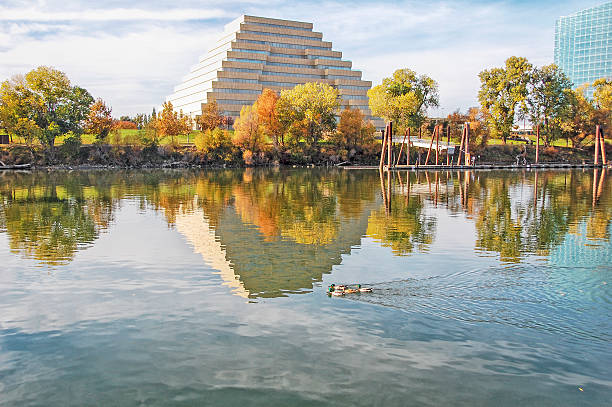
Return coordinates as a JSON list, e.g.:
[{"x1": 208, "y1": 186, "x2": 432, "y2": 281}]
[{"x1": 233, "y1": 104, "x2": 265, "y2": 154}]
